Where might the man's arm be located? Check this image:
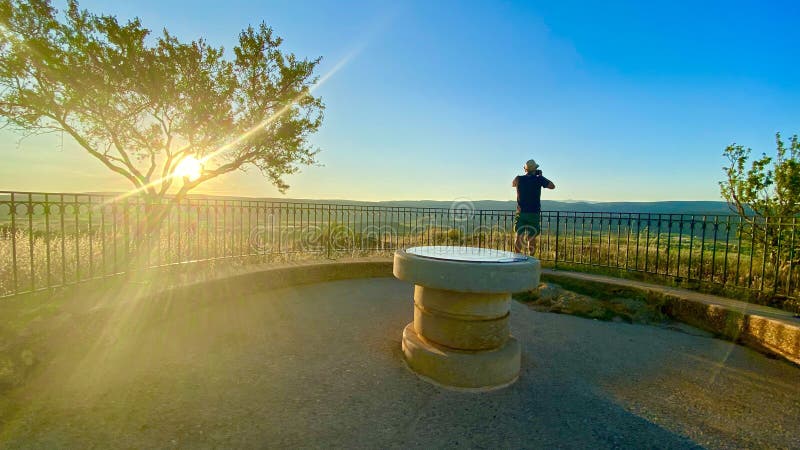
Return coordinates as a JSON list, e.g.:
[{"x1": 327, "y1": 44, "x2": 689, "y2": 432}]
[
  {"x1": 512, "y1": 176, "x2": 519, "y2": 187},
  {"x1": 542, "y1": 176, "x2": 555, "y2": 189}
]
